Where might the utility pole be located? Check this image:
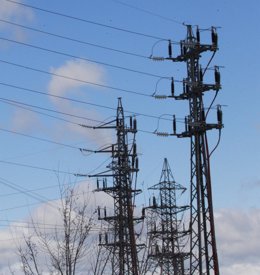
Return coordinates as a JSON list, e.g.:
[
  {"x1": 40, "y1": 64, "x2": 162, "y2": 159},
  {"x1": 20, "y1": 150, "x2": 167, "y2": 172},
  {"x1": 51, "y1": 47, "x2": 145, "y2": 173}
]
[
  {"x1": 145, "y1": 158, "x2": 189, "y2": 275},
  {"x1": 152, "y1": 25, "x2": 223, "y2": 275},
  {"x1": 90, "y1": 98, "x2": 143, "y2": 275}
]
